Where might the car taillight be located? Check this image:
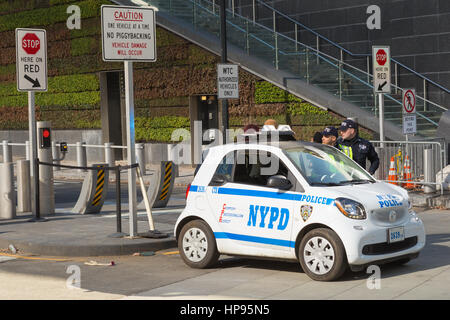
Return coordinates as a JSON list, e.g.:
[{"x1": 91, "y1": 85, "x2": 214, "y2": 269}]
[{"x1": 185, "y1": 183, "x2": 191, "y2": 200}]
